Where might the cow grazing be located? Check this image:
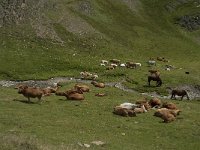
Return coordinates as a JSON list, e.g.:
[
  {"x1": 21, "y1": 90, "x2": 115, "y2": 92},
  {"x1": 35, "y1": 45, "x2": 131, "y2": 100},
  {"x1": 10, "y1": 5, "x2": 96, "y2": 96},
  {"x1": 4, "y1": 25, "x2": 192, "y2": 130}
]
[
  {"x1": 148, "y1": 75, "x2": 162, "y2": 87},
  {"x1": 171, "y1": 89, "x2": 190, "y2": 100},
  {"x1": 17, "y1": 85, "x2": 43, "y2": 103}
]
